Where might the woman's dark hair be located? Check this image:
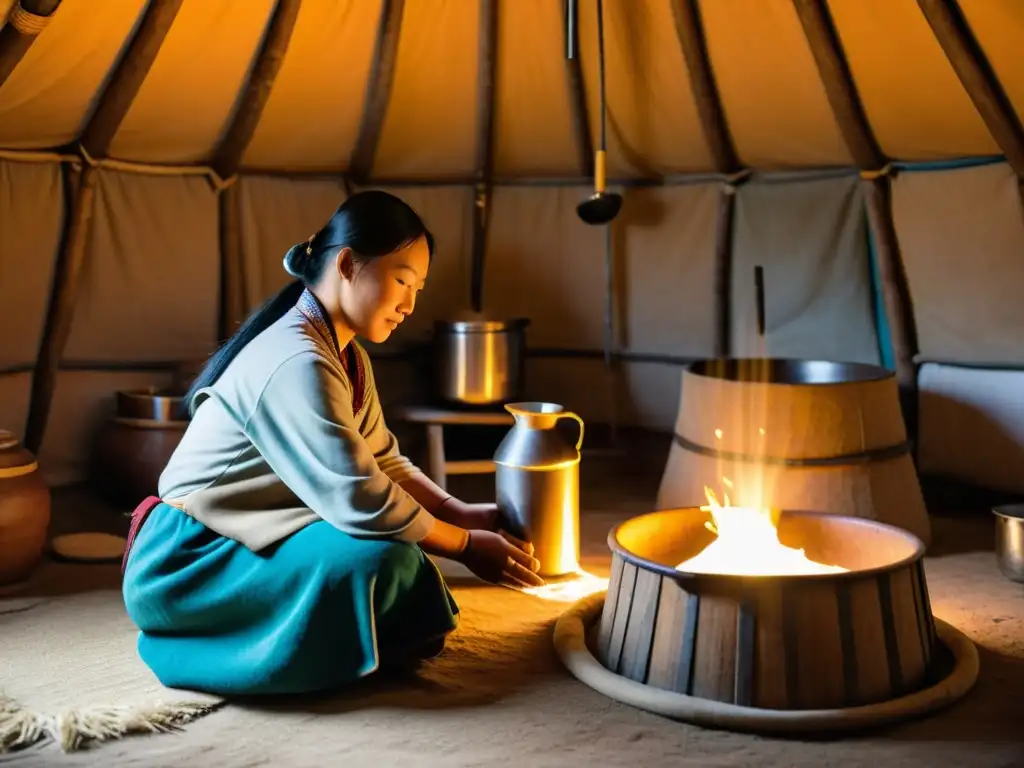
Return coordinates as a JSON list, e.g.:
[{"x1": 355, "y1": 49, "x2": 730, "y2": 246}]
[{"x1": 184, "y1": 190, "x2": 435, "y2": 412}]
